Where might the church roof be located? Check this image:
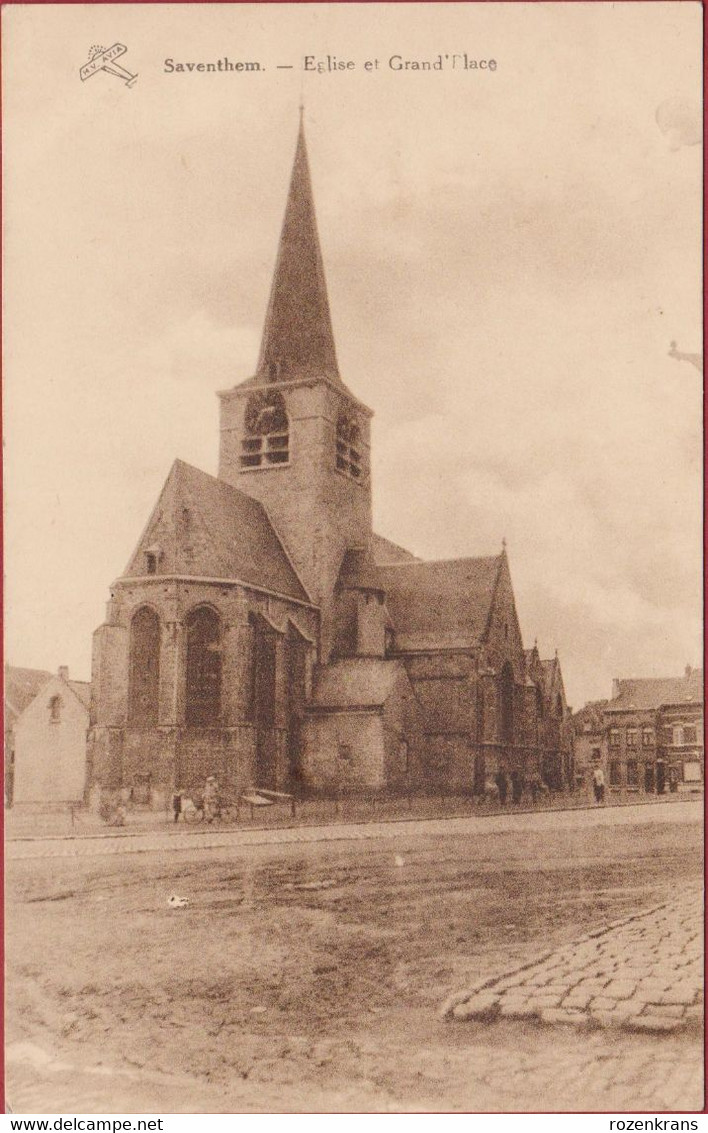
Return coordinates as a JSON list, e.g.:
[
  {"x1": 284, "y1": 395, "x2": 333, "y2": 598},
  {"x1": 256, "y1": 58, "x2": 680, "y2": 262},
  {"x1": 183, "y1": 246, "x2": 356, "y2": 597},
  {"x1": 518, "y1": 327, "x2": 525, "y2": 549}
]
[
  {"x1": 337, "y1": 547, "x2": 384, "y2": 591},
  {"x1": 124, "y1": 460, "x2": 310, "y2": 602},
  {"x1": 309, "y1": 659, "x2": 405, "y2": 709},
  {"x1": 607, "y1": 670, "x2": 703, "y2": 712},
  {"x1": 371, "y1": 532, "x2": 420, "y2": 564},
  {"x1": 255, "y1": 118, "x2": 340, "y2": 385},
  {"x1": 378, "y1": 554, "x2": 503, "y2": 651}
]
